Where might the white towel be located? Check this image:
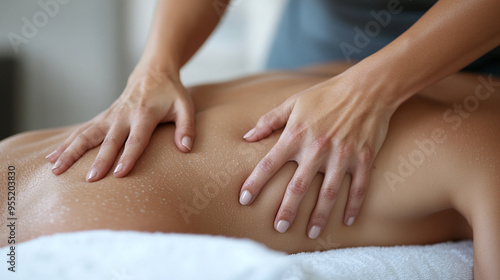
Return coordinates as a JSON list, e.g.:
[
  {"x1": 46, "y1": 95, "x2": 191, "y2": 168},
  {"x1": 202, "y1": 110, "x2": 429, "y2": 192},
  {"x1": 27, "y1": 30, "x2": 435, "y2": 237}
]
[
  {"x1": 0, "y1": 230, "x2": 473, "y2": 280},
  {"x1": 285, "y1": 241, "x2": 473, "y2": 280}
]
